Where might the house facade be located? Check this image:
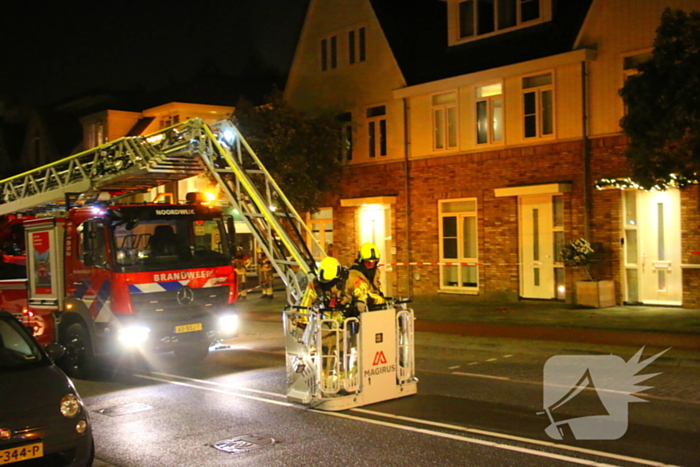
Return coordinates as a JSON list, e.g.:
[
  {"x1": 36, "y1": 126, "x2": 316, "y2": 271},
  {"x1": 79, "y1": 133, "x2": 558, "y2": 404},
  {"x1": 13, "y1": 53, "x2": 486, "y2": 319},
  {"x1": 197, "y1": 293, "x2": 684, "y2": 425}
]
[
  {"x1": 284, "y1": 0, "x2": 700, "y2": 307},
  {"x1": 79, "y1": 101, "x2": 234, "y2": 202}
]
